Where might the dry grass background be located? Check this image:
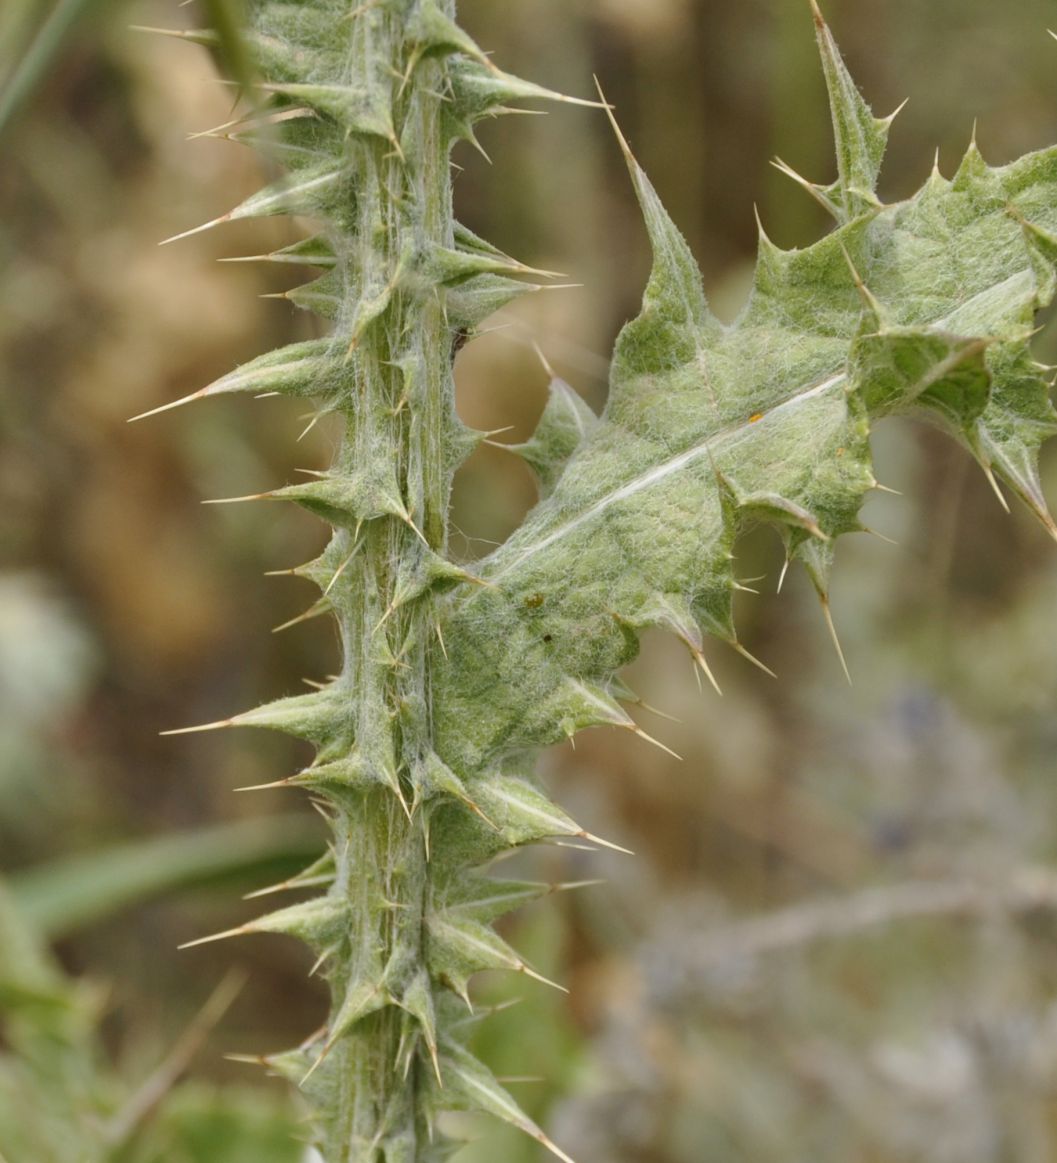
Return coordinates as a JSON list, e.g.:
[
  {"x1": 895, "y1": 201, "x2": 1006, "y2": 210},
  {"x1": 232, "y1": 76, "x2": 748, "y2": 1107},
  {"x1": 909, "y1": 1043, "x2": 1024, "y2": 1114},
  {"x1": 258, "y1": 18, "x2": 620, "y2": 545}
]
[{"x1": 4, "y1": 1, "x2": 1057, "y2": 1159}]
